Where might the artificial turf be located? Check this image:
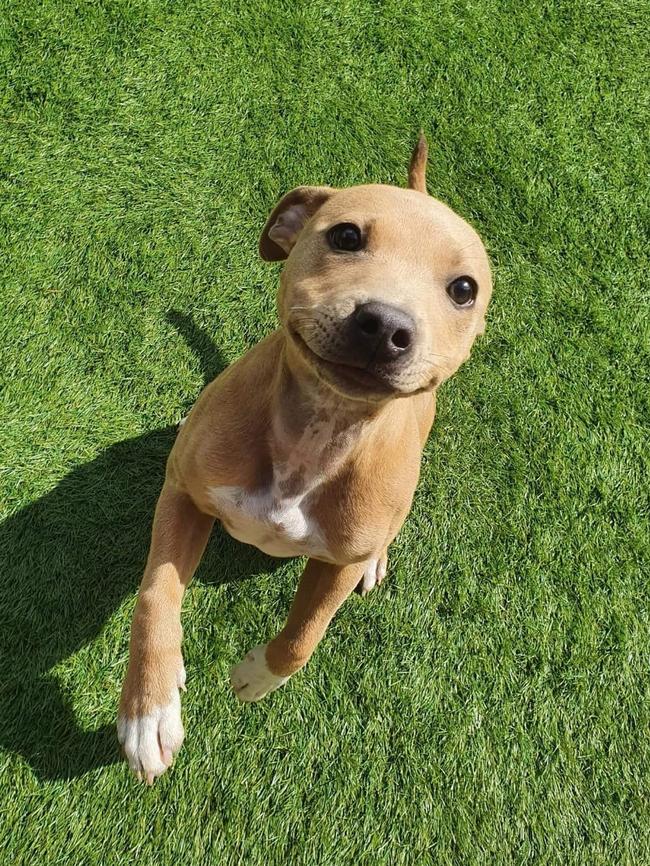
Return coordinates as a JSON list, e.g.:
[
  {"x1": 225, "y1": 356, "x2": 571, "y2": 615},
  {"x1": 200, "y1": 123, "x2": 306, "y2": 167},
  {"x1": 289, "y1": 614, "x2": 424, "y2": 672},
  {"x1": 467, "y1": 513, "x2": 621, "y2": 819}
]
[{"x1": 1, "y1": 0, "x2": 648, "y2": 863}]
